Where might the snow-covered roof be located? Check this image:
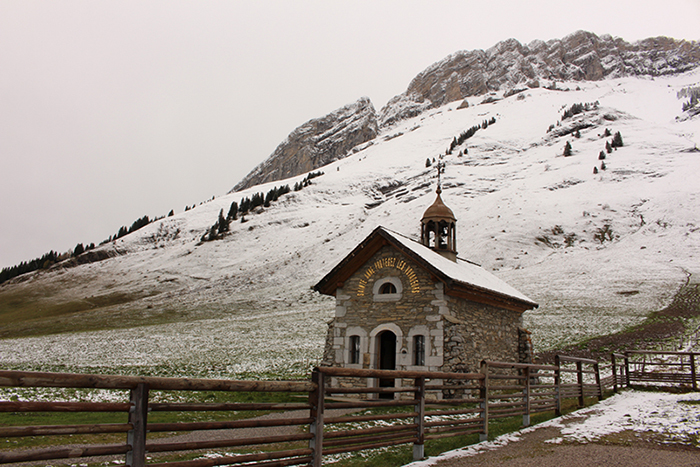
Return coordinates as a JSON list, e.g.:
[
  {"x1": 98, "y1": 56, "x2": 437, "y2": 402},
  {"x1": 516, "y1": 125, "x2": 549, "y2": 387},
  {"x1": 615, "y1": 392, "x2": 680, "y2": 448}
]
[
  {"x1": 380, "y1": 227, "x2": 537, "y2": 307},
  {"x1": 314, "y1": 225, "x2": 538, "y2": 311}
]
